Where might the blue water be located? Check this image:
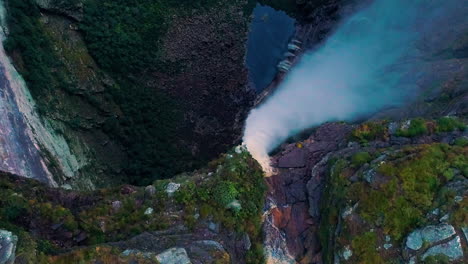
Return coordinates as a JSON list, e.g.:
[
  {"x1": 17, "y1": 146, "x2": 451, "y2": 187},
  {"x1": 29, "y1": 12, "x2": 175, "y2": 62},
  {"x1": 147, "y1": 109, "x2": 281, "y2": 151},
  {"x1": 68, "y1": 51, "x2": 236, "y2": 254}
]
[{"x1": 246, "y1": 4, "x2": 295, "y2": 92}]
